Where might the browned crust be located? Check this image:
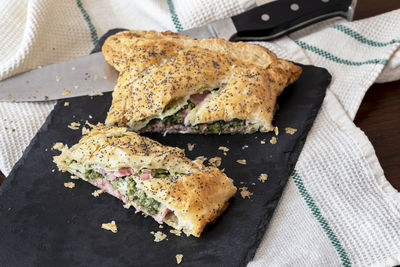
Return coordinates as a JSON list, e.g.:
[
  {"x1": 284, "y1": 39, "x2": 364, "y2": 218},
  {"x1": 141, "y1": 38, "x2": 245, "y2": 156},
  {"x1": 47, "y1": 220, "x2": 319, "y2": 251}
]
[
  {"x1": 53, "y1": 124, "x2": 196, "y2": 173},
  {"x1": 102, "y1": 30, "x2": 302, "y2": 132},
  {"x1": 53, "y1": 124, "x2": 237, "y2": 237},
  {"x1": 136, "y1": 167, "x2": 236, "y2": 237}
]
